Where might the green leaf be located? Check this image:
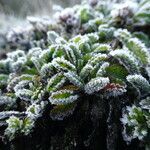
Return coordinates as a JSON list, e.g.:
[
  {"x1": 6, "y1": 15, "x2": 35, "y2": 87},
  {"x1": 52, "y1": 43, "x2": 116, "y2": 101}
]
[
  {"x1": 47, "y1": 73, "x2": 66, "y2": 92},
  {"x1": 0, "y1": 74, "x2": 8, "y2": 88},
  {"x1": 52, "y1": 45, "x2": 65, "y2": 58},
  {"x1": 52, "y1": 57, "x2": 76, "y2": 72},
  {"x1": 88, "y1": 54, "x2": 108, "y2": 66},
  {"x1": 109, "y1": 49, "x2": 139, "y2": 74},
  {"x1": 133, "y1": 32, "x2": 150, "y2": 47},
  {"x1": 126, "y1": 38, "x2": 150, "y2": 65},
  {"x1": 49, "y1": 90, "x2": 79, "y2": 105},
  {"x1": 84, "y1": 77, "x2": 110, "y2": 94},
  {"x1": 105, "y1": 64, "x2": 128, "y2": 81},
  {"x1": 127, "y1": 74, "x2": 150, "y2": 94},
  {"x1": 64, "y1": 71, "x2": 84, "y2": 88}
]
